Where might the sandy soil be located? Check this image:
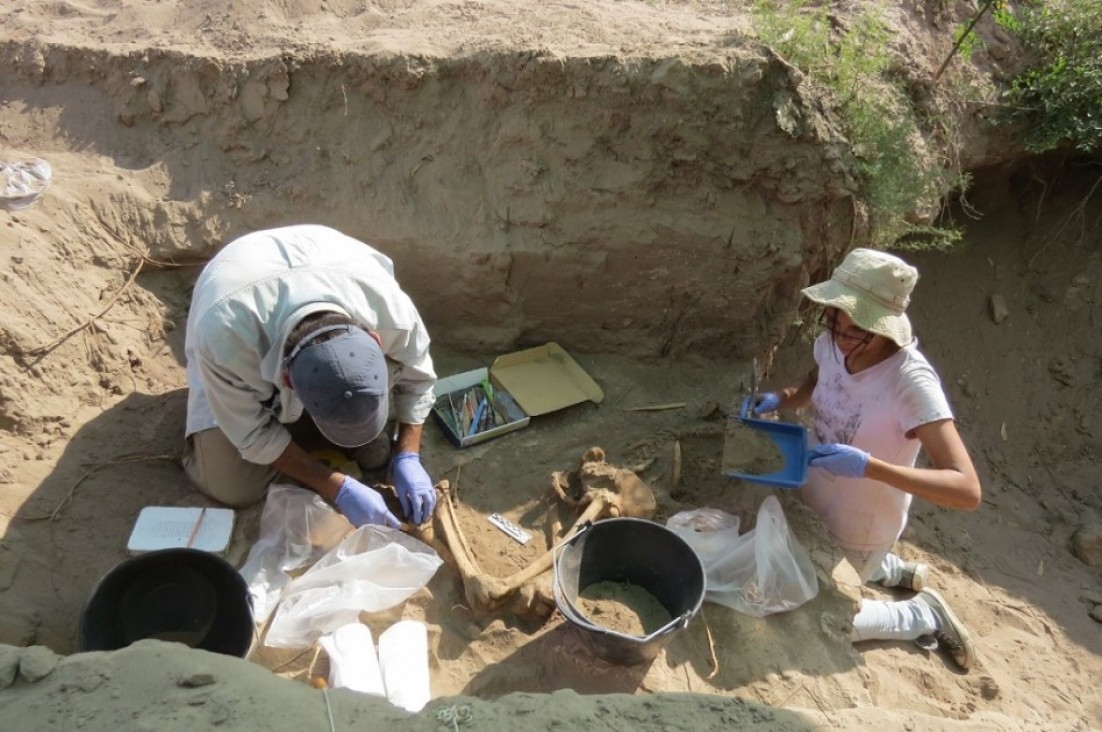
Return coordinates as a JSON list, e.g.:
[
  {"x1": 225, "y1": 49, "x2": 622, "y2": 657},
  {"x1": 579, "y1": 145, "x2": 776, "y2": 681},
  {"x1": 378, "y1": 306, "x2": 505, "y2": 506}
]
[{"x1": 1, "y1": 2, "x2": 1101, "y2": 731}]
